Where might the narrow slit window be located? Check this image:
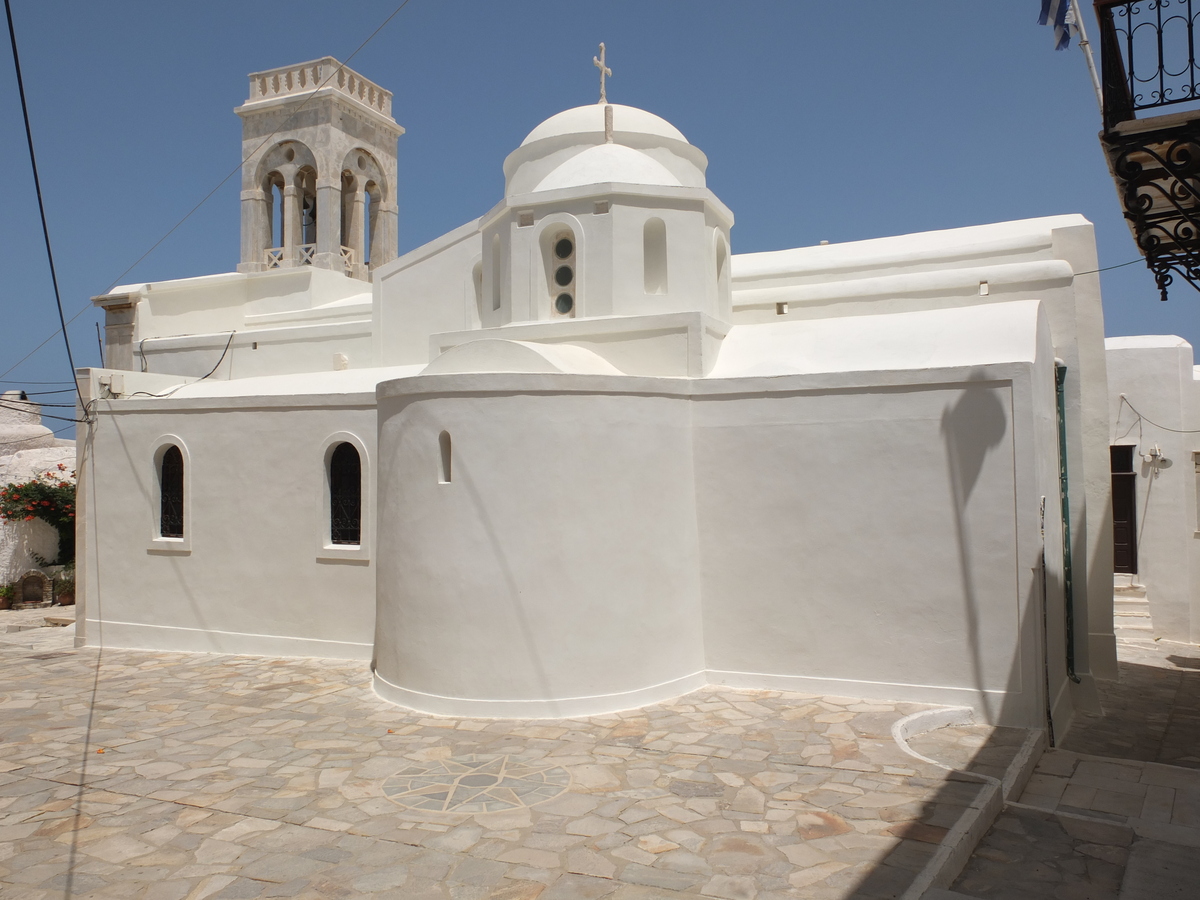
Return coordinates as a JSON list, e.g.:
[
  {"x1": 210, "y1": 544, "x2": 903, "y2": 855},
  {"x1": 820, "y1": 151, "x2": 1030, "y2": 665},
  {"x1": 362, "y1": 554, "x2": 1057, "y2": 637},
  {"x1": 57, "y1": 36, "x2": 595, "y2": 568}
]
[
  {"x1": 491, "y1": 234, "x2": 502, "y2": 311},
  {"x1": 160, "y1": 446, "x2": 184, "y2": 538},
  {"x1": 329, "y1": 443, "x2": 362, "y2": 545},
  {"x1": 439, "y1": 431, "x2": 452, "y2": 483},
  {"x1": 472, "y1": 261, "x2": 484, "y2": 320},
  {"x1": 643, "y1": 217, "x2": 667, "y2": 294}
]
